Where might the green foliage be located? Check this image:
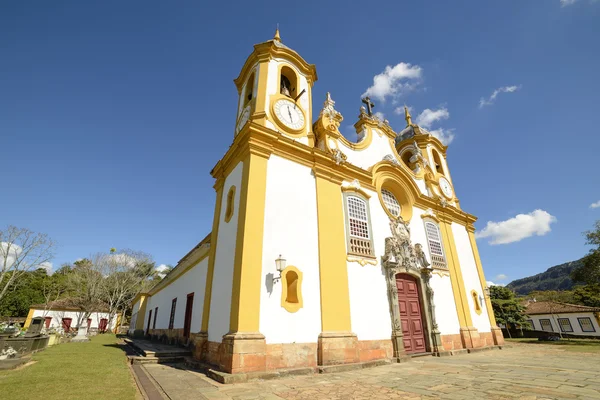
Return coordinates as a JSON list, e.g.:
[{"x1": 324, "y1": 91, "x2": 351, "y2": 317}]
[
  {"x1": 0, "y1": 268, "x2": 63, "y2": 317},
  {"x1": 507, "y1": 259, "x2": 583, "y2": 295},
  {"x1": 489, "y1": 286, "x2": 529, "y2": 328},
  {"x1": 571, "y1": 220, "x2": 600, "y2": 285}
]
